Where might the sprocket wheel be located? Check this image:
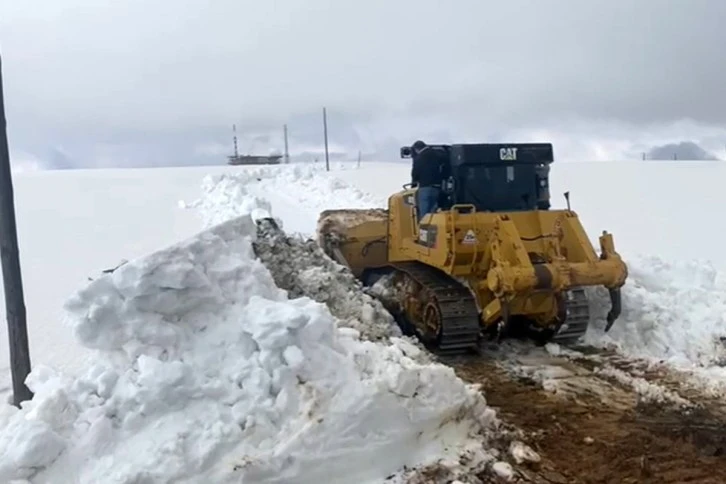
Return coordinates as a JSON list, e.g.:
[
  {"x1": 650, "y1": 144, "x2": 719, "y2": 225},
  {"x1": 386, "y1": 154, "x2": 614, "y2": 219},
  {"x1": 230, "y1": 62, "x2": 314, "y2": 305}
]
[{"x1": 421, "y1": 299, "x2": 442, "y2": 344}]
